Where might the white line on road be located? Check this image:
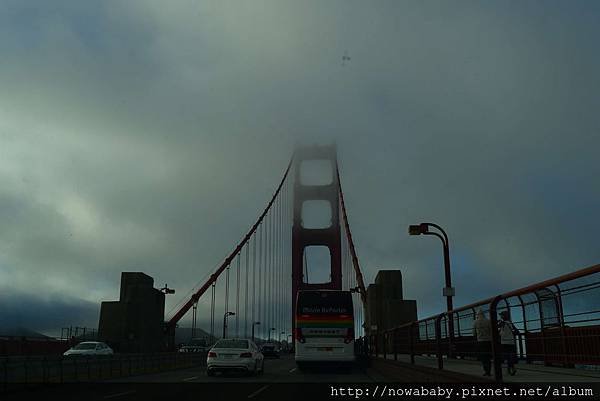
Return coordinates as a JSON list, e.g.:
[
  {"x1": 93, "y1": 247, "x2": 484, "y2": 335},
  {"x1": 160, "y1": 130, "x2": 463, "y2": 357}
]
[
  {"x1": 103, "y1": 390, "x2": 136, "y2": 399},
  {"x1": 289, "y1": 368, "x2": 297, "y2": 373},
  {"x1": 248, "y1": 385, "x2": 270, "y2": 399},
  {"x1": 183, "y1": 376, "x2": 199, "y2": 382}
]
